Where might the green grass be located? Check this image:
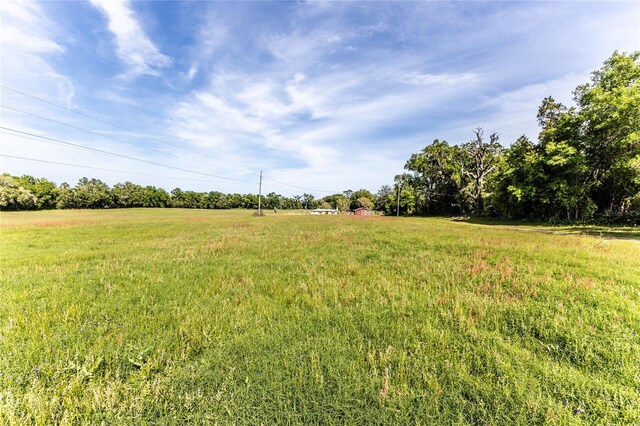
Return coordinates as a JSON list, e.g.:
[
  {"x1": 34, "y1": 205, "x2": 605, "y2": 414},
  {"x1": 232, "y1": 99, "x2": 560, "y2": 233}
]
[
  {"x1": 1, "y1": 209, "x2": 639, "y2": 425},
  {"x1": 457, "y1": 217, "x2": 640, "y2": 241}
]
